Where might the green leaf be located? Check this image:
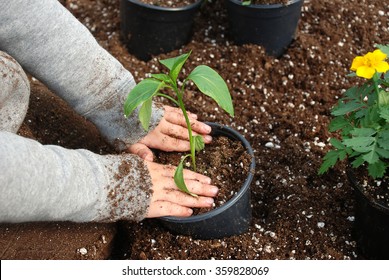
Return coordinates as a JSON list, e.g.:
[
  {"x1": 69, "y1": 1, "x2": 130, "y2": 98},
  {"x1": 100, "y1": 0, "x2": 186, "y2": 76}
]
[
  {"x1": 343, "y1": 136, "x2": 375, "y2": 153},
  {"x1": 378, "y1": 130, "x2": 389, "y2": 149},
  {"x1": 193, "y1": 135, "x2": 205, "y2": 152},
  {"x1": 351, "y1": 155, "x2": 365, "y2": 168},
  {"x1": 331, "y1": 100, "x2": 363, "y2": 116},
  {"x1": 328, "y1": 116, "x2": 352, "y2": 132},
  {"x1": 242, "y1": 0, "x2": 251, "y2": 5},
  {"x1": 350, "y1": 128, "x2": 376, "y2": 137},
  {"x1": 159, "y1": 52, "x2": 191, "y2": 83},
  {"x1": 139, "y1": 98, "x2": 152, "y2": 131},
  {"x1": 362, "y1": 149, "x2": 379, "y2": 164},
  {"x1": 151, "y1": 74, "x2": 173, "y2": 84},
  {"x1": 378, "y1": 90, "x2": 389, "y2": 107},
  {"x1": 174, "y1": 155, "x2": 197, "y2": 197},
  {"x1": 368, "y1": 160, "x2": 387, "y2": 179},
  {"x1": 318, "y1": 150, "x2": 341, "y2": 174},
  {"x1": 379, "y1": 106, "x2": 389, "y2": 122},
  {"x1": 376, "y1": 147, "x2": 389, "y2": 159},
  {"x1": 188, "y1": 65, "x2": 234, "y2": 117},
  {"x1": 124, "y1": 79, "x2": 164, "y2": 117},
  {"x1": 329, "y1": 138, "x2": 344, "y2": 149}
]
